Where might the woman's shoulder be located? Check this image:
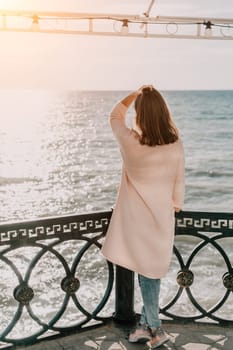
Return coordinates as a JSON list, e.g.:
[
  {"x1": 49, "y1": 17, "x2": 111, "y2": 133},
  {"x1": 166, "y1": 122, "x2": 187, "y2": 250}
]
[
  {"x1": 171, "y1": 139, "x2": 185, "y2": 158},
  {"x1": 171, "y1": 138, "x2": 183, "y2": 148},
  {"x1": 162, "y1": 138, "x2": 184, "y2": 154},
  {"x1": 176, "y1": 138, "x2": 184, "y2": 151}
]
